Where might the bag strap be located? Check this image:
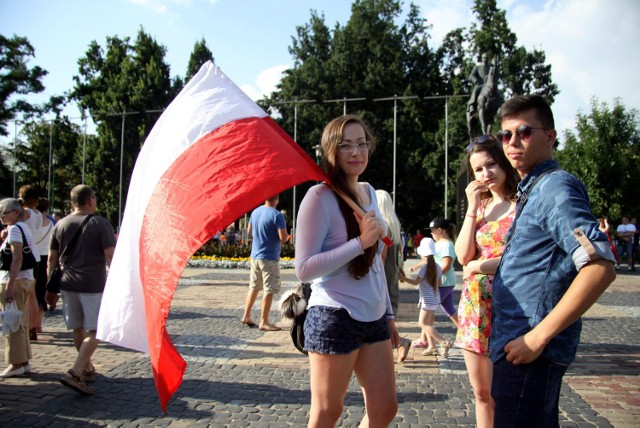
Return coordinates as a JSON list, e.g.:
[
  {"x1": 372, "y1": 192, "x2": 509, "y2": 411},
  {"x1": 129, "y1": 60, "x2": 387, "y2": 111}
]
[
  {"x1": 59, "y1": 215, "x2": 94, "y2": 263},
  {"x1": 35, "y1": 221, "x2": 53, "y2": 245},
  {"x1": 14, "y1": 224, "x2": 32, "y2": 253},
  {"x1": 507, "y1": 167, "x2": 560, "y2": 242}
]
